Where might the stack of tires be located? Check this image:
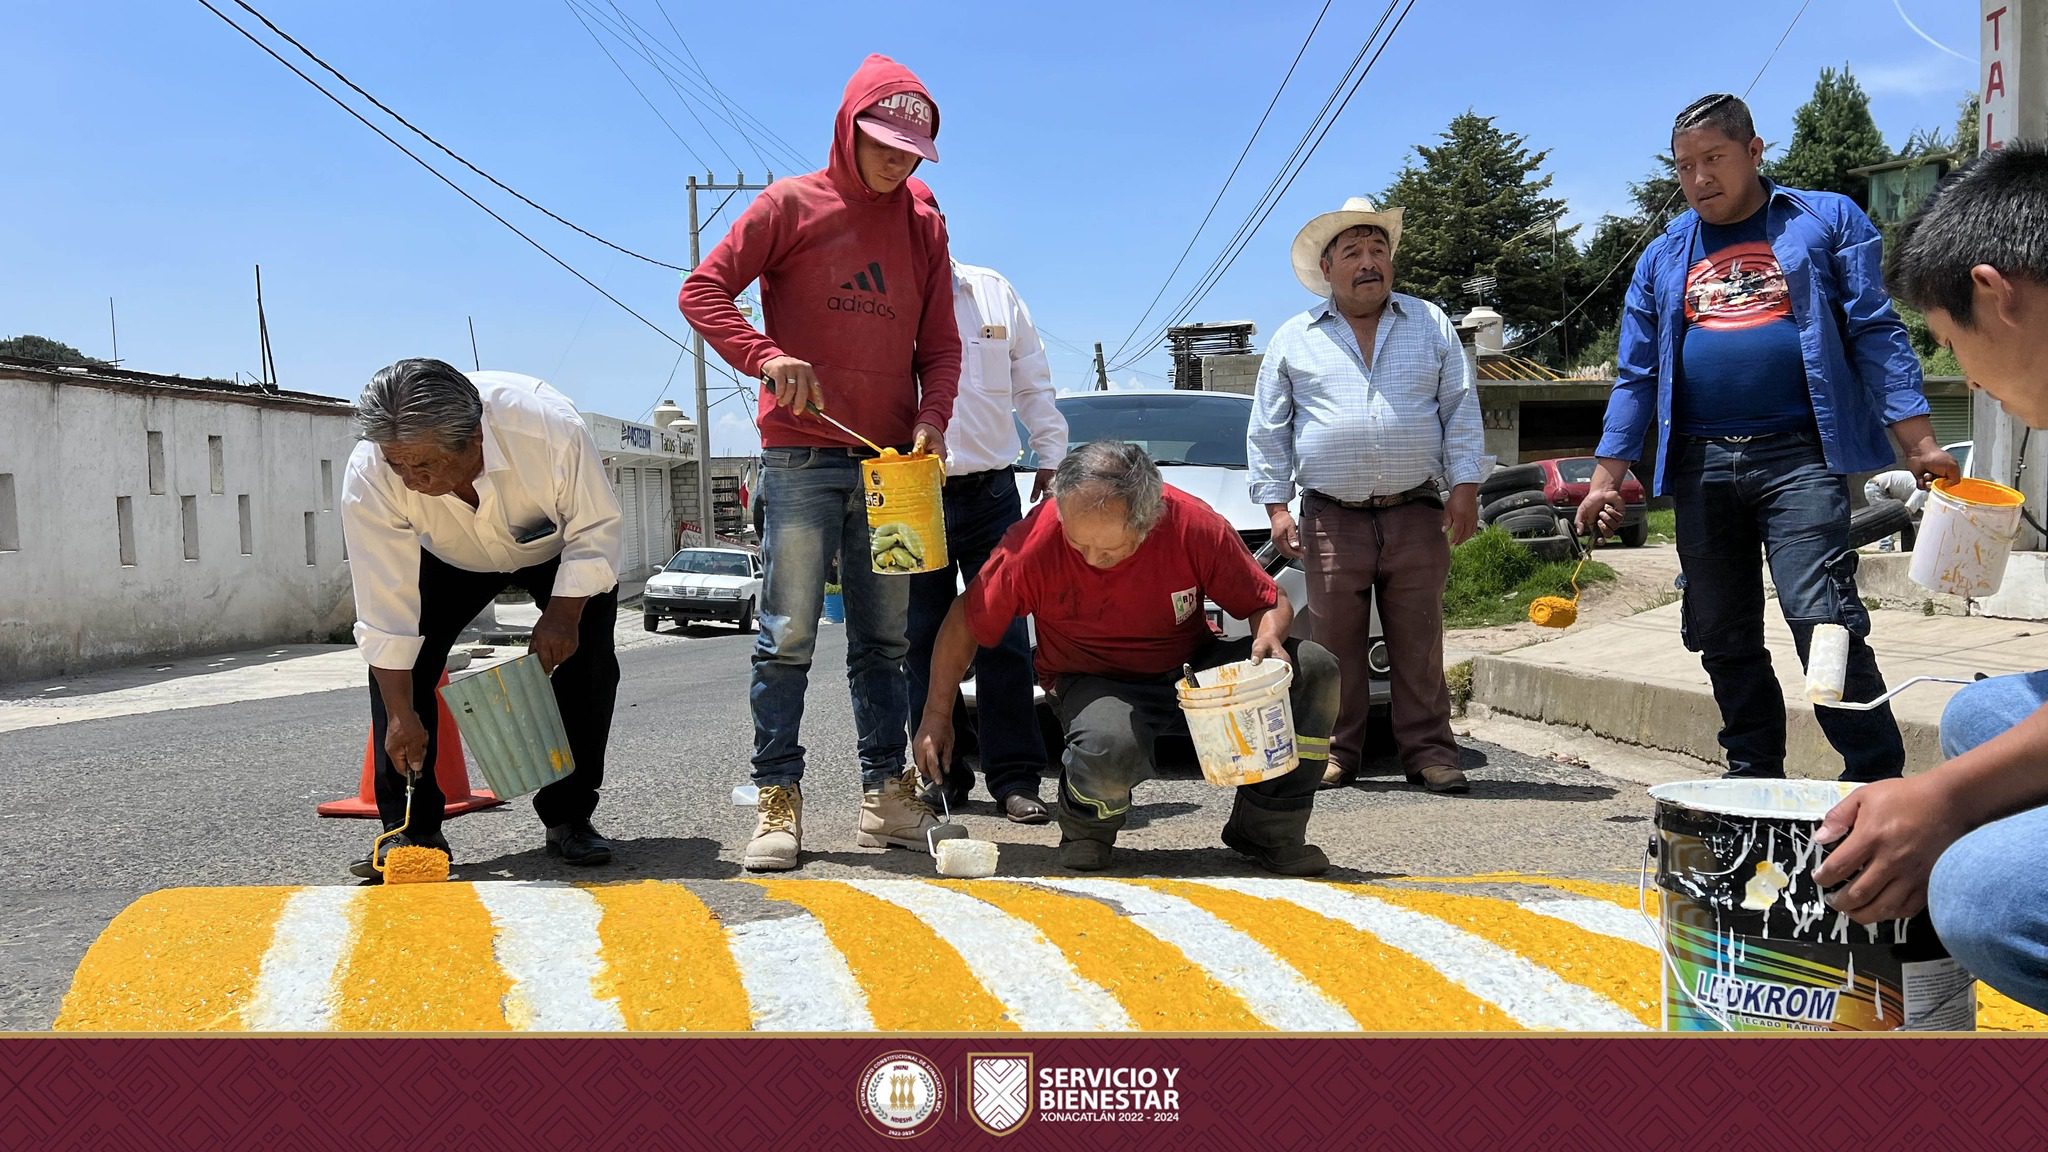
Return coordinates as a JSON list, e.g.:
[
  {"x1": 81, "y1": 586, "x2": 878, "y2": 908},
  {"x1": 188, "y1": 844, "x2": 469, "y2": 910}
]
[{"x1": 1476, "y1": 464, "x2": 1579, "y2": 560}]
